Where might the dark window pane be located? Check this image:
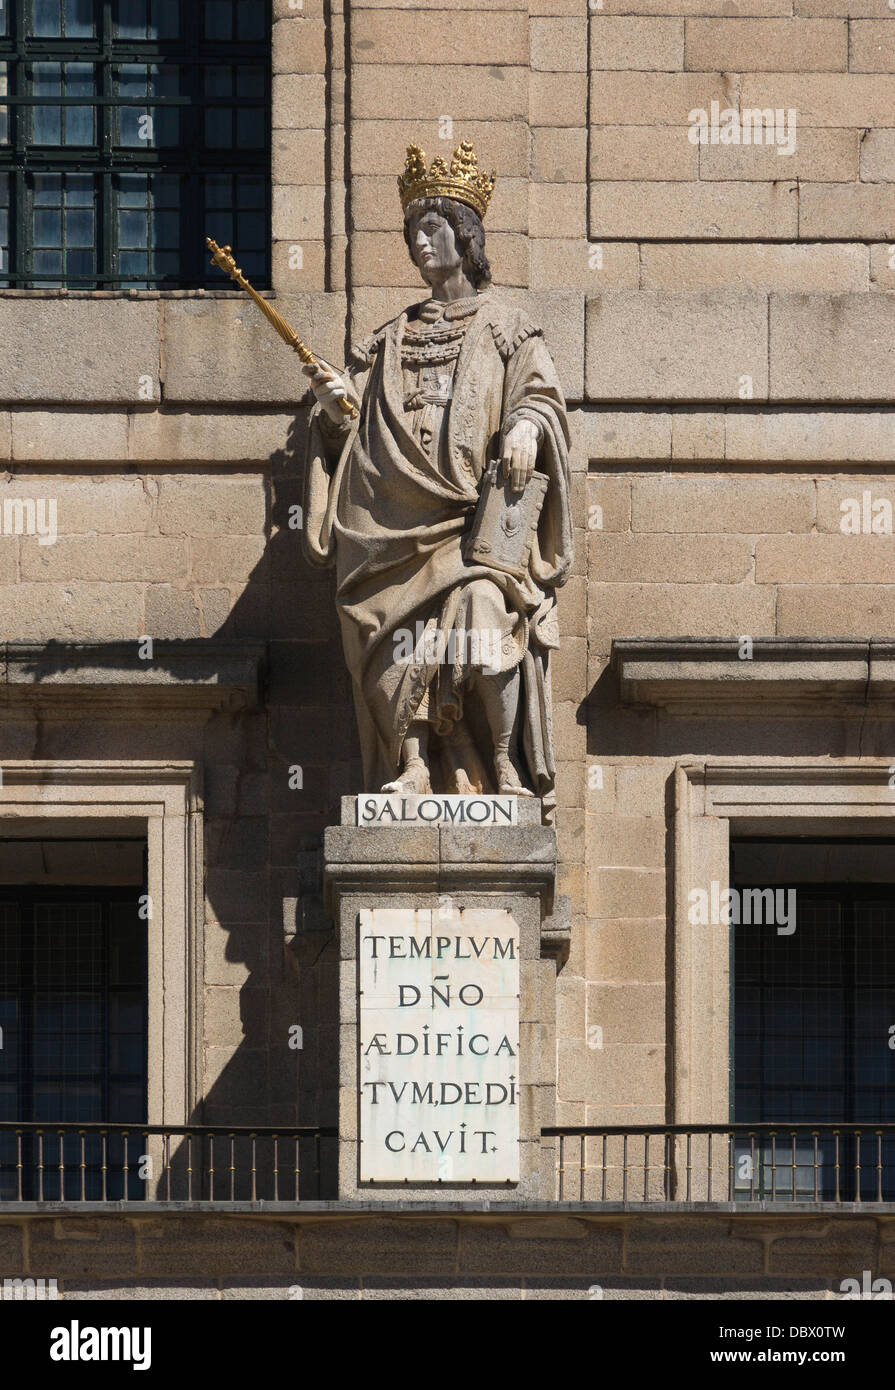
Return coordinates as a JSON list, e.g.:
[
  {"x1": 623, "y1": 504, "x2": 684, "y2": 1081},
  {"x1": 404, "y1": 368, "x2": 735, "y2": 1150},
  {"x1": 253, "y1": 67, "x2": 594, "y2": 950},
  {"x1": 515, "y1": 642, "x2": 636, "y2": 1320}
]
[
  {"x1": 33, "y1": 174, "x2": 62, "y2": 206},
  {"x1": 205, "y1": 67, "x2": 233, "y2": 98},
  {"x1": 120, "y1": 209, "x2": 148, "y2": 247},
  {"x1": 153, "y1": 66, "x2": 180, "y2": 99},
  {"x1": 33, "y1": 111, "x2": 62, "y2": 148},
  {"x1": 33, "y1": 0, "x2": 63, "y2": 37},
  {"x1": 238, "y1": 177, "x2": 265, "y2": 208},
  {"x1": 65, "y1": 106, "x2": 95, "y2": 146},
  {"x1": 118, "y1": 174, "x2": 149, "y2": 208},
  {"x1": 115, "y1": 0, "x2": 181, "y2": 39},
  {"x1": 119, "y1": 249, "x2": 148, "y2": 277},
  {"x1": 154, "y1": 0, "x2": 180, "y2": 39},
  {"x1": 237, "y1": 0, "x2": 264, "y2": 41},
  {"x1": 65, "y1": 247, "x2": 94, "y2": 277},
  {"x1": 154, "y1": 108, "x2": 179, "y2": 146},
  {"x1": 65, "y1": 174, "x2": 94, "y2": 206},
  {"x1": 237, "y1": 109, "x2": 264, "y2": 149},
  {"x1": 237, "y1": 248, "x2": 265, "y2": 280},
  {"x1": 236, "y1": 208, "x2": 264, "y2": 248},
  {"x1": 65, "y1": 62, "x2": 94, "y2": 95},
  {"x1": 33, "y1": 63, "x2": 61, "y2": 99},
  {"x1": 151, "y1": 175, "x2": 179, "y2": 207},
  {"x1": 154, "y1": 209, "x2": 178, "y2": 247},
  {"x1": 117, "y1": 64, "x2": 145, "y2": 101},
  {"x1": 116, "y1": 0, "x2": 147, "y2": 37},
  {"x1": 107, "y1": 1083, "x2": 145, "y2": 1123},
  {"x1": 204, "y1": 174, "x2": 231, "y2": 209},
  {"x1": 34, "y1": 210, "x2": 61, "y2": 246},
  {"x1": 205, "y1": 0, "x2": 231, "y2": 40},
  {"x1": 238, "y1": 67, "x2": 265, "y2": 100},
  {"x1": 65, "y1": 0, "x2": 96, "y2": 37},
  {"x1": 151, "y1": 249, "x2": 178, "y2": 276},
  {"x1": 65, "y1": 208, "x2": 93, "y2": 247},
  {"x1": 205, "y1": 108, "x2": 232, "y2": 148}
]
